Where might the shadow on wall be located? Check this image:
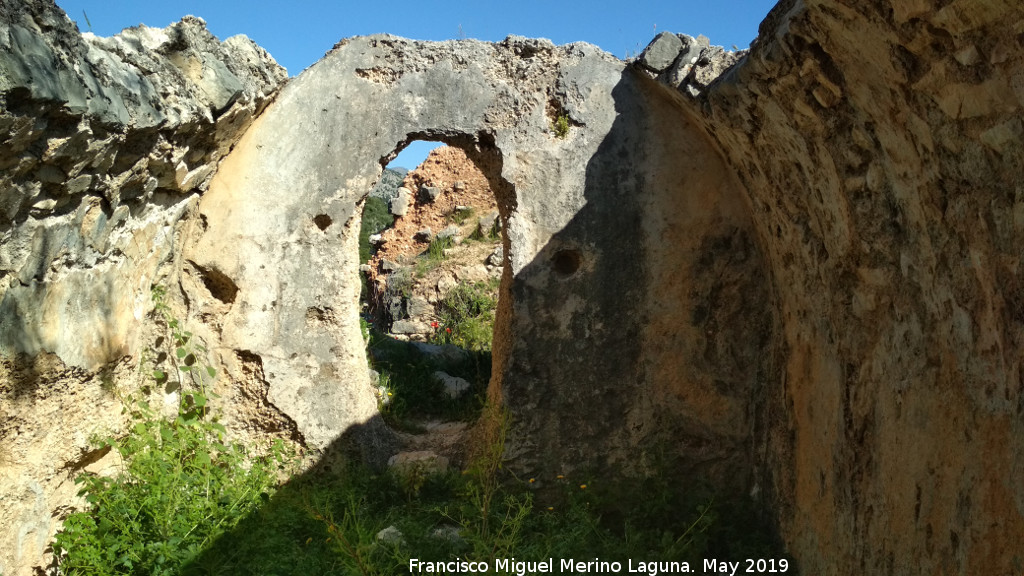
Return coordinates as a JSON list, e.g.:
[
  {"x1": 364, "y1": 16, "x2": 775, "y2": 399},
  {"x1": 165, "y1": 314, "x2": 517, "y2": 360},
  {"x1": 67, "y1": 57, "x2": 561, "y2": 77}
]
[{"x1": 500, "y1": 67, "x2": 779, "y2": 498}]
